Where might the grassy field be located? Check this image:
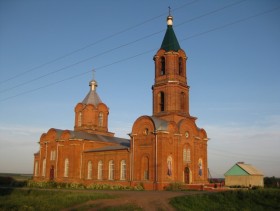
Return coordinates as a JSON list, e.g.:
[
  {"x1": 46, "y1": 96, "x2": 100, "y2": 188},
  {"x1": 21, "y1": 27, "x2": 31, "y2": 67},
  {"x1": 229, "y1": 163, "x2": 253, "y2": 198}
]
[
  {"x1": 1, "y1": 174, "x2": 280, "y2": 210},
  {"x1": 0, "y1": 188, "x2": 114, "y2": 211},
  {"x1": 170, "y1": 189, "x2": 280, "y2": 211}
]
